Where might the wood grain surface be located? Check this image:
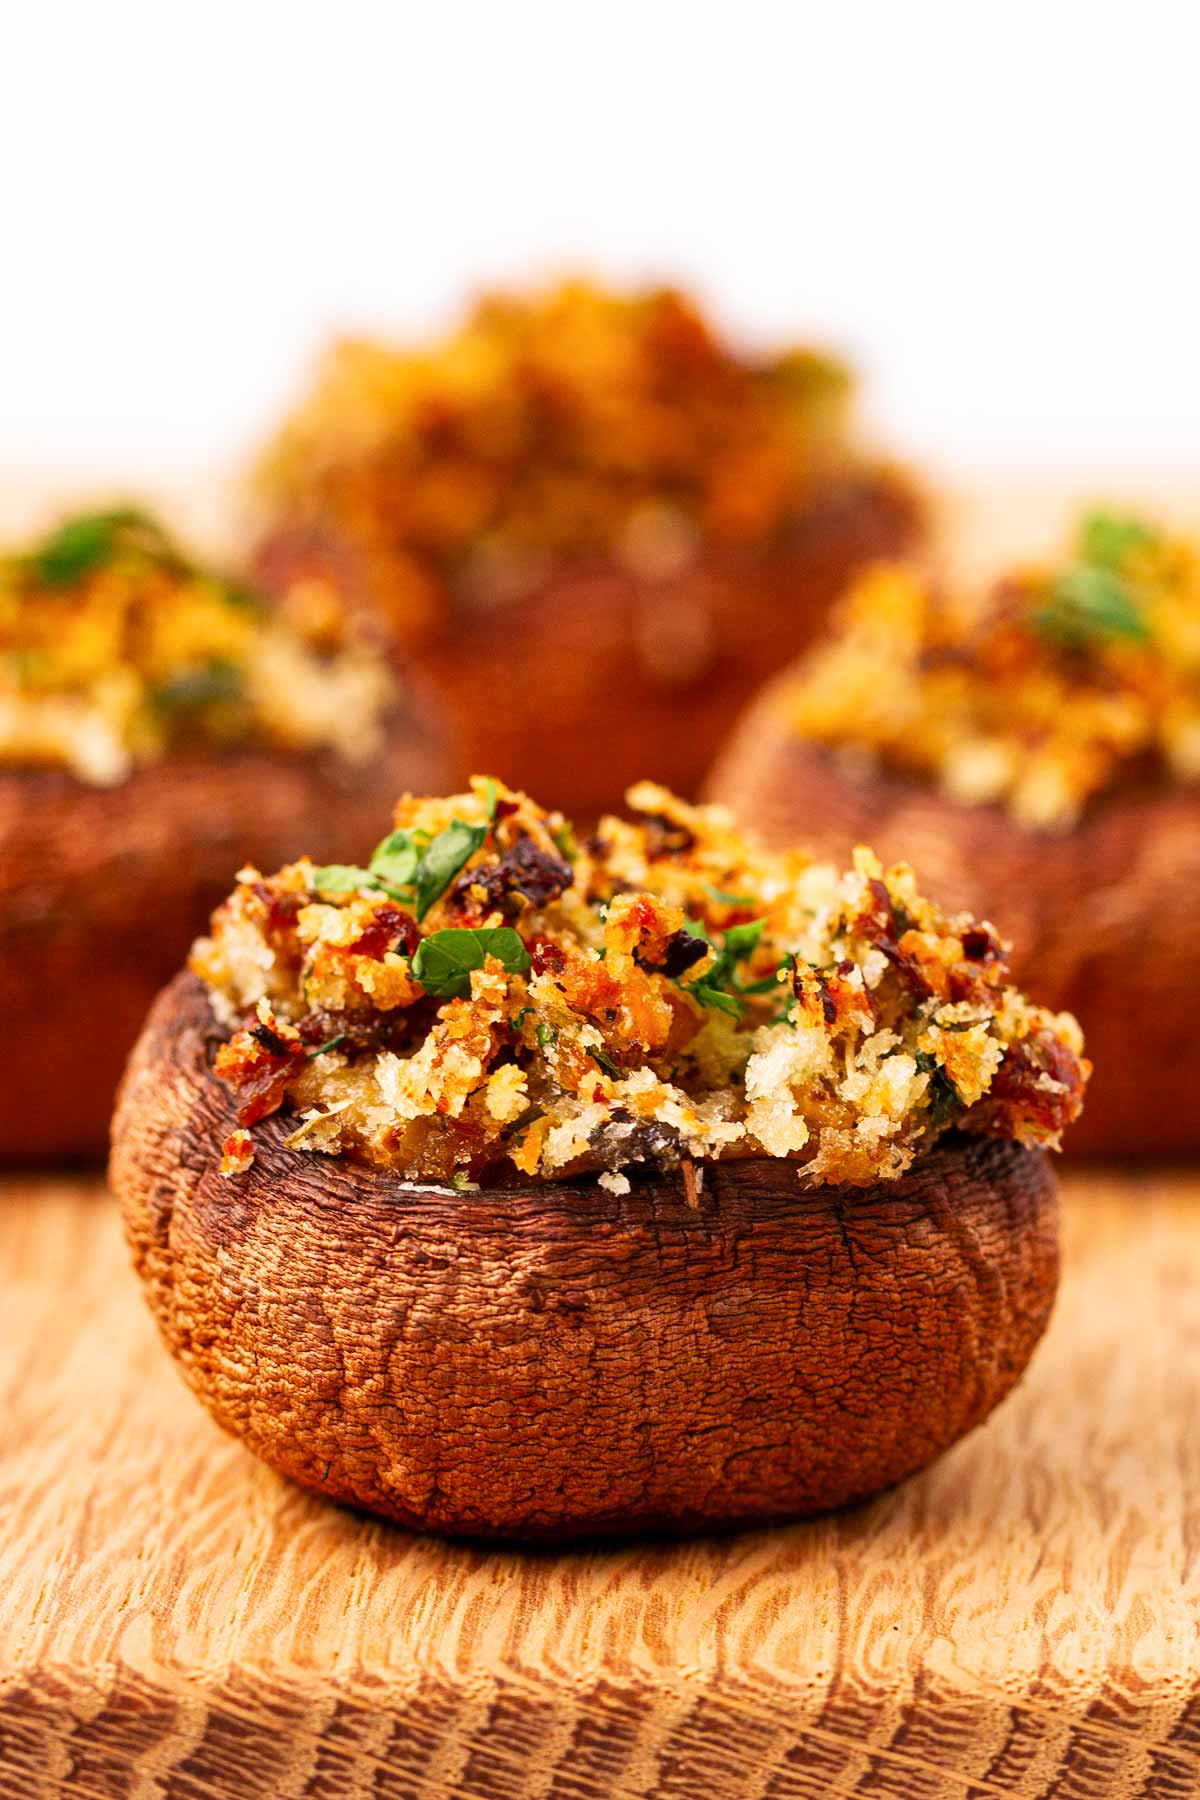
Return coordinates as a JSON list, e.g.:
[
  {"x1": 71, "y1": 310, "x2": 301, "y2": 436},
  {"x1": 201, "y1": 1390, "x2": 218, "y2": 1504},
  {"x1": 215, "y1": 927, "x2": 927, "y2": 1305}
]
[{"x1": 1, "y1": 1168, "x2": 1198, "y2": 1799}]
